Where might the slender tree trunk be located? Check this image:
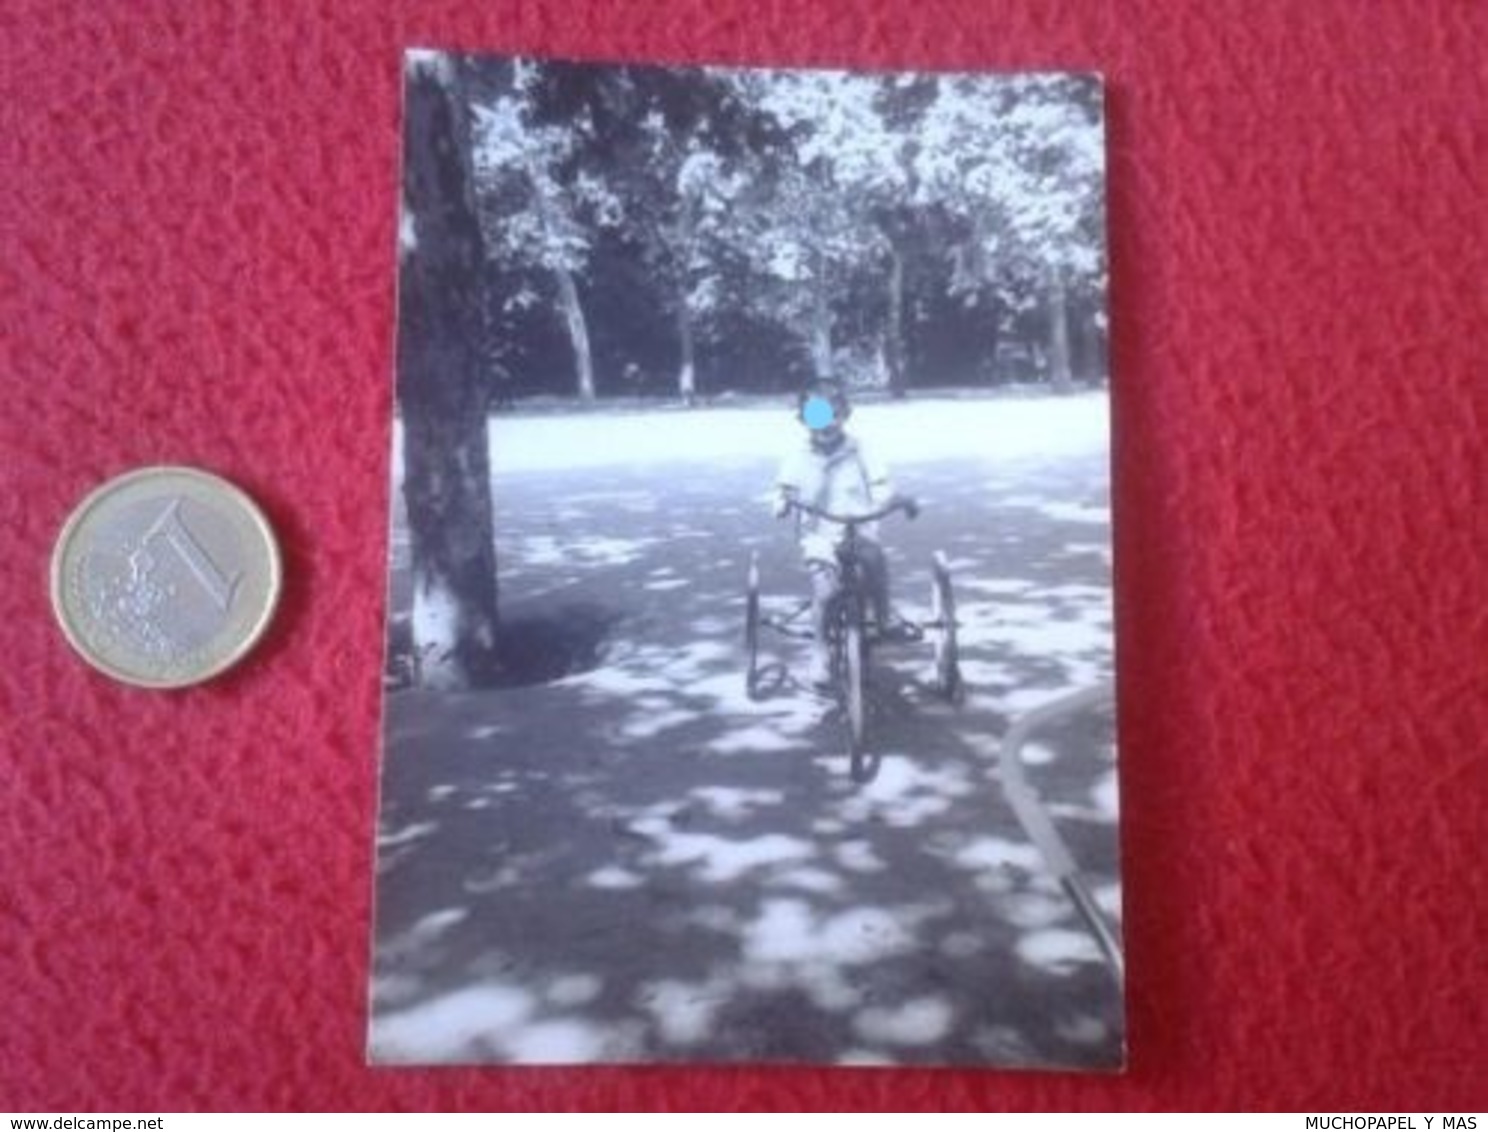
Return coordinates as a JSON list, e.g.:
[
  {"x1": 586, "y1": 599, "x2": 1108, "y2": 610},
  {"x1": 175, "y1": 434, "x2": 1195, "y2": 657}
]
[
  {"x1": 885, "y1": 242, "x2": 906, "y2": 397},
  {"x1": 677, "y1": 300, "x2": 697, "y2": 404},
  {"x1": 810, "y1": 250, "x2": 834, "y2": 380},
  {"x1": 518, "y1": 137, "x2": 596, "y2": 404},
  {"x1": 397, "y1": 55, "x2": 501, "y2": 690},
  {"x1": 811, "y1": 316, "x2": 833, "y2": 381},
  {"x1": 554, "y1": 265, "x2": 596, "y2": 401},
  {"x1": 1048, "y1": 271, "x2": 1074, "y2": 393},
  {"x1": 672, "y1": 199, "x2": 699, "y2": 405}
]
